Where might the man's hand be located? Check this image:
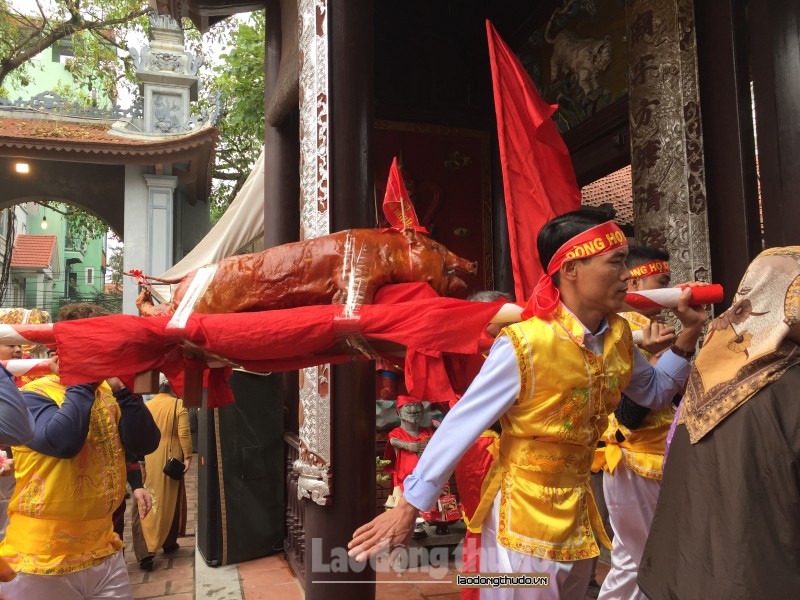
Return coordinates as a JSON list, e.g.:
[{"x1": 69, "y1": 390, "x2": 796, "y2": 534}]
[
  {"x1": 640, "y1": 321, "x2": 676, "y2": 355},
  {"x1": 106, "y1": 377, "x2": 125, "y2": 392},
  {"x1": 48, "y1": 354, "x2": 59, "y2": 375},
  {"x1": 0, "y1": 457, "x2": 13, "y2": 477},
  {"x1": 672, "y1": 284, "x2": 710, "y2": 354},
  {"x1": 133, "y1": 487, "x2": 153, "y2": 520},
  {"x1": 348, "y1": 496, "x2": 418, "y2": 562}
]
